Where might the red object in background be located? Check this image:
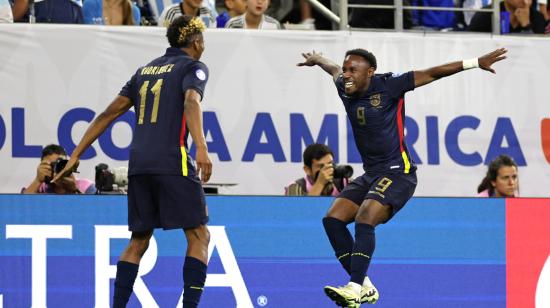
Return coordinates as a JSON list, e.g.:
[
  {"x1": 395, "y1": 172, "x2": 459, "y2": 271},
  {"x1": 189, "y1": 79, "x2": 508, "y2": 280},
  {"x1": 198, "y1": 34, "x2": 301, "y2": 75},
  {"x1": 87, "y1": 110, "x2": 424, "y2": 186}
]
[
  {"x1": 507, "y1": 199, "x2": 550, "y2": 308},
  {"x1": 542, "y1": 119, "x2": 550, "y2": 164}
]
